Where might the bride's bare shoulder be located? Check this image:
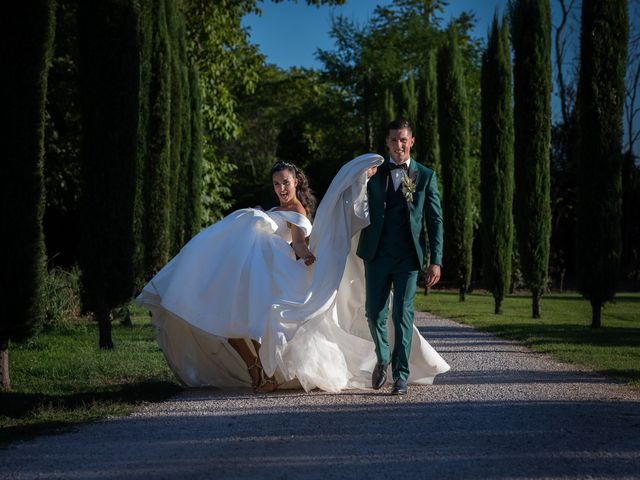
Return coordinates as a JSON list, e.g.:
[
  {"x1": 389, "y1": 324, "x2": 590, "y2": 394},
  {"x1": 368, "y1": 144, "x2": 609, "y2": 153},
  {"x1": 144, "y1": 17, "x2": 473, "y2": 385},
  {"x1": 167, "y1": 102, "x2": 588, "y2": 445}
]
[{"x1": 275, "y1": 203, "x2": 307, "y2": 217}]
